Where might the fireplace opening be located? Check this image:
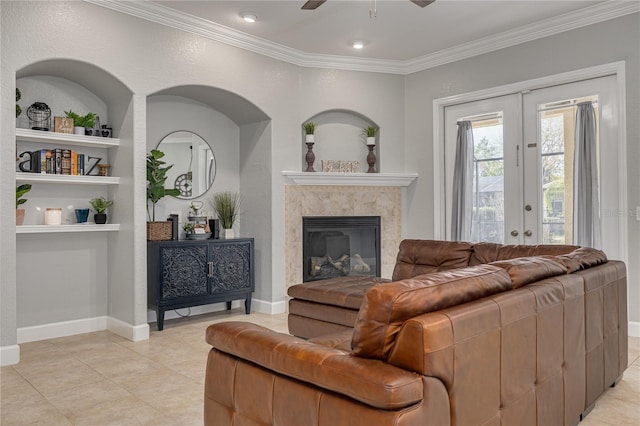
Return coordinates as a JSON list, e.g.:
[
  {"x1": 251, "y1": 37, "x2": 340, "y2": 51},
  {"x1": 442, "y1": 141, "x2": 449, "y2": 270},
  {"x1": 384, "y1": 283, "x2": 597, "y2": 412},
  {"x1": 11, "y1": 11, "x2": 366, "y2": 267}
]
[{"x1": 303, "y1": 216, "x2": 381, "y2": 282}]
